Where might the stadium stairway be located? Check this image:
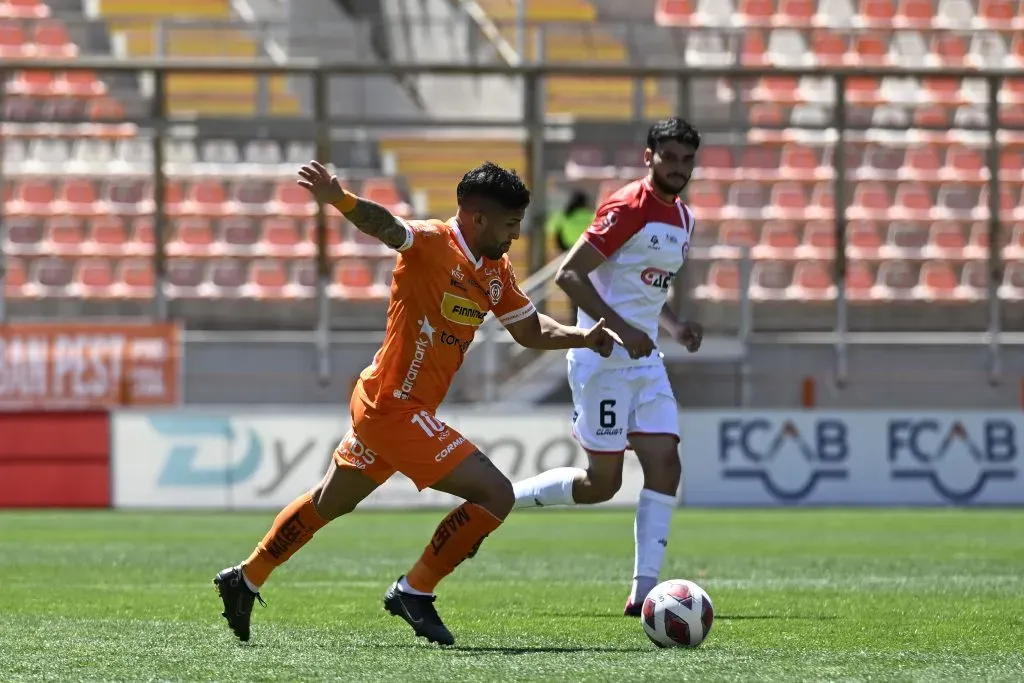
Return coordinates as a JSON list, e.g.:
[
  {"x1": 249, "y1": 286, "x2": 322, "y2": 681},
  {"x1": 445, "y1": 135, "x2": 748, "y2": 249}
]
[
  {"x1": 471, "y1": 0, "x2": 674, "y2": 121},
  {"x1": 88, "y1": 0, "x2": 300, "y2": 116}
]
